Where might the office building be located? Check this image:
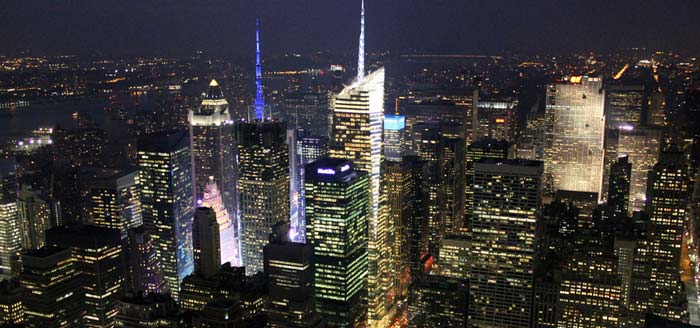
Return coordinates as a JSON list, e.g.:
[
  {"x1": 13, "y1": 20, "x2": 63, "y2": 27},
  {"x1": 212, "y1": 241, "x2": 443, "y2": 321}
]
[
  {"x1": 465, "y1": 138, "x2": 515, "y2": 226},
  {"x1": 475, "y1": 98, "x2": 518, "y2": 142},
  {"x1": 264, "y1": 222, "x2": 325, "y2": 327},
  {"x1": 0, "y1": 280, "x2": 24, "y2": 325},
  {"x1": 137, "y1": 130, "x2": 195, "y2": 300},
  {"x1": 46, "y1": 224, "x2": 124, "y2": 328},
  {"x1": 17, "y1": 189, "x2": 56, "y2": 250},
  {"x1": 436, "y1": 234, "x2": 470, "y2": 280},
  {"x1": 609, "y1": 155, "x2": 632, "y2": 218},
  {"x1": 188, "y1": 79, "x2": 236, "y2": 214},
  {"x1": 407, "y1": 275, "x2": 468, "y2": 327},
  {"x1": 385, "y1": 160, "x2": 414, "y2": 301},
  {"x1": 469, "y1": 159, "x2": 543, "y2": 328},
  {"x1": 20, "y1": 247, "x2": 83, "y2": 328},
  {"x1": 88, "y1": 167, "x2": 142, "y2": 239},
  {"x1": 236, "y1": 120, "x2": 289, "y2": 275},
  {"x1": 330, "y1": 17, "x2": 393, "y2": 322},
  {"x1": 293, "y1": 133, "x2": 329, "y2": 242},
  {"x1": 629, "y1": 146, "x2": 690, "y2": 325},
  {"x1": 605, "y1": 85, "x2": 645, "y2": 129},
  {"x1": 0, "y1": 201, "x2": 20, "y2": 280},
  {"x1": 558, "y1": 236, "x2": 622, "y2": 327},
  {"x1": 384, "y1": 114, "x2": 406, "y2": 162},
  {"x1": 545, "y1": 76, "x2": 605, "y2": 197},
  {"x1": 125, "y1": 227, "x2": 163, "y2": 294},
  {"x1": 116, "y1": 292, "x2": 180, "y2": 328},
  {"x1": 617, "y1": 125, "x2": 662, "y2": 213},
  {"x1": 200, "y1": 178, "x2": 237, "y2": 267},
  {"x1": 284, "y1": 91, "x2": 331, "y2": 137},
  {"x1": 193, "y1": 207, "x2": 221, "y2": 279},
  {"x1": 305, "y1": 158, "x2": 369, "y2": 327}
]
